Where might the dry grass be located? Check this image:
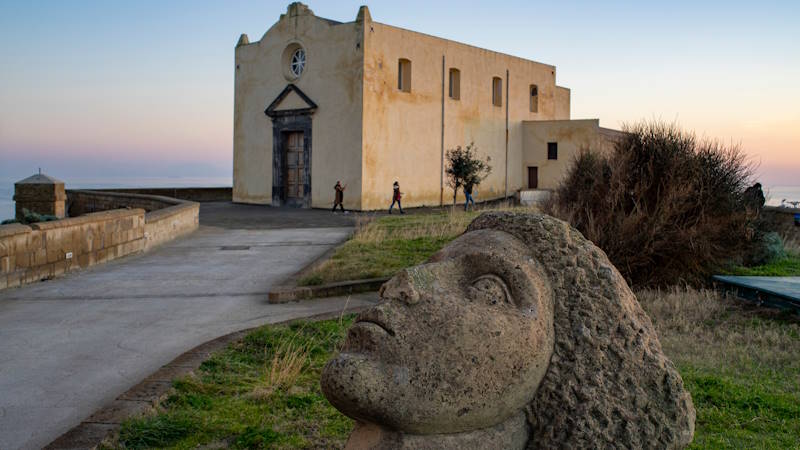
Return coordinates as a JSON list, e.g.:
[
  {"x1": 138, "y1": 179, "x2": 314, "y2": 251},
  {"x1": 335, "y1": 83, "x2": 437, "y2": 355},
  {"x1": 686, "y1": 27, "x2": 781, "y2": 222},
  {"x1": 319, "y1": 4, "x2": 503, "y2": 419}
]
[
  {"x1": 782, "y1": 233, "x2": 800, "y2": 256},
  {"x1": 249, "y1": 336, "x2": 310, "y2": 401},
  {"x1": 639, "y1": 288, "x2": 800, "y2": 373},
  {"x1": 350, "y1": 211, "x2": 474, "y2": 243},
  {"x1": 637, "y1": 287, "x2": 800, "y2": 448},
  {"x1": 299, "y1": 203, "x2": 538, "y2": 286},
  {"x1": 115, "y1": 289, "x2": 800, "y2": 448}
]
